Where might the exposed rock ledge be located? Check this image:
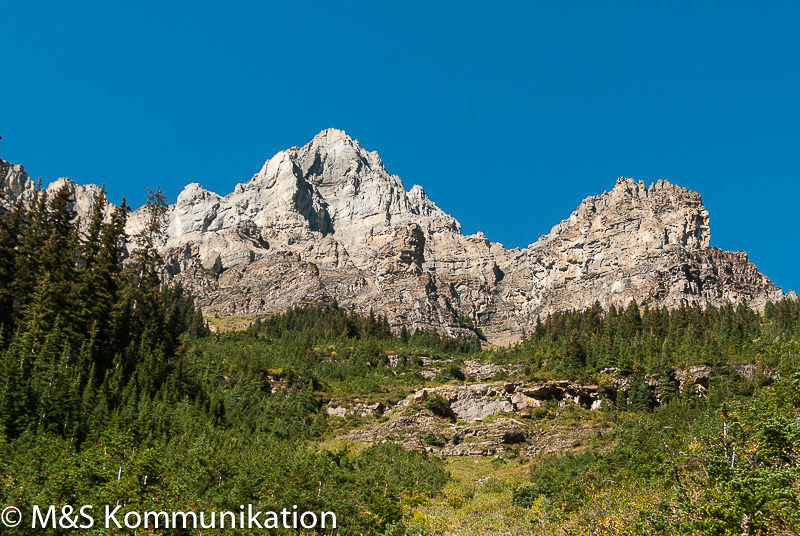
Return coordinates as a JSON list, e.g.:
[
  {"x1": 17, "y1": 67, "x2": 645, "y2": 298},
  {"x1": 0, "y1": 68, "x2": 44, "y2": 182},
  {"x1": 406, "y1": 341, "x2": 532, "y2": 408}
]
[{"x1": 332, "y1": 364, "x2": 771, "y2": 456}]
